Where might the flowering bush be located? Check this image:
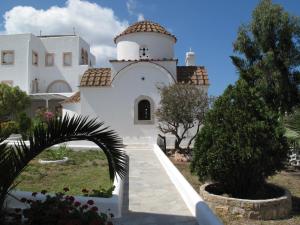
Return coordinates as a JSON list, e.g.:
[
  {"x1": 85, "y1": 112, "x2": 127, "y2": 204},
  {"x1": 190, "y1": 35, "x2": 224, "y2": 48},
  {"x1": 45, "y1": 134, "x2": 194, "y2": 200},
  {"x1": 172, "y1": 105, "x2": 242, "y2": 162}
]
[{"x1": 9, "y1": 188, "x2": 114, "y2": 225}]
